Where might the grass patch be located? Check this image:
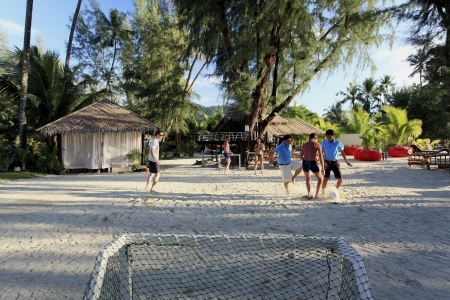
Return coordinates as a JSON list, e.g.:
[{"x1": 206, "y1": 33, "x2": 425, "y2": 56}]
[{"x1": 0, "y1": 171, "x2": 44, "y2": 183}]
